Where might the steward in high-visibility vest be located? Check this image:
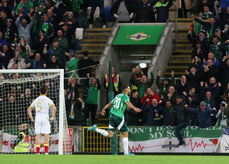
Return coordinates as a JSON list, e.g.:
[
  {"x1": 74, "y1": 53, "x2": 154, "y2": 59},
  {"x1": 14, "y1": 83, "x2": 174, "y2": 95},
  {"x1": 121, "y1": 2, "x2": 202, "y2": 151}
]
[
  {"x1": 14, "y1": 124, "x2": 30, "y2": 153},
  {"x1": 104, "y1": 71, "x2": 121, "y2": 96}
]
